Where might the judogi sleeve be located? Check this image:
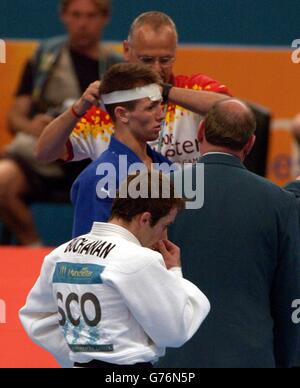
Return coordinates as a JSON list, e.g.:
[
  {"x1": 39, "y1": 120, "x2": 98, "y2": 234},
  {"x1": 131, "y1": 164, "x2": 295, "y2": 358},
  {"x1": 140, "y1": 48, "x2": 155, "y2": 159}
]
[
  {"x1": 102, "y1": 252, "x2": 210, "y2": 348},
  {"x1": 19, "y1": 253, "x2": 73, "y2": 368}
]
